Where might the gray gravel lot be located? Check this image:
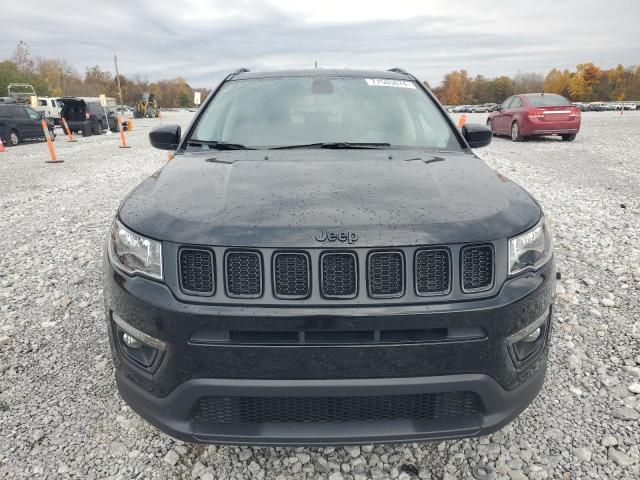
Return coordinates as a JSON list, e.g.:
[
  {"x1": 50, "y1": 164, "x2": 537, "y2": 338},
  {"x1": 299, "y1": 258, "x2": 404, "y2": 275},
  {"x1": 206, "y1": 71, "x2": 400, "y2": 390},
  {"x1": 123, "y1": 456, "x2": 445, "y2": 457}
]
[{"x1": 0, "y1": 111, "x2": 639, "y2": 479}]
